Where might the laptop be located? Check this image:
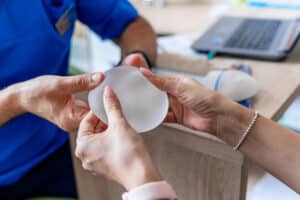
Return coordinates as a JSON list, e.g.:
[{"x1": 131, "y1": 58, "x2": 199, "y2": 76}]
[{"x1": 192, "y1": 17, "x2": 300, "y2": 61}]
